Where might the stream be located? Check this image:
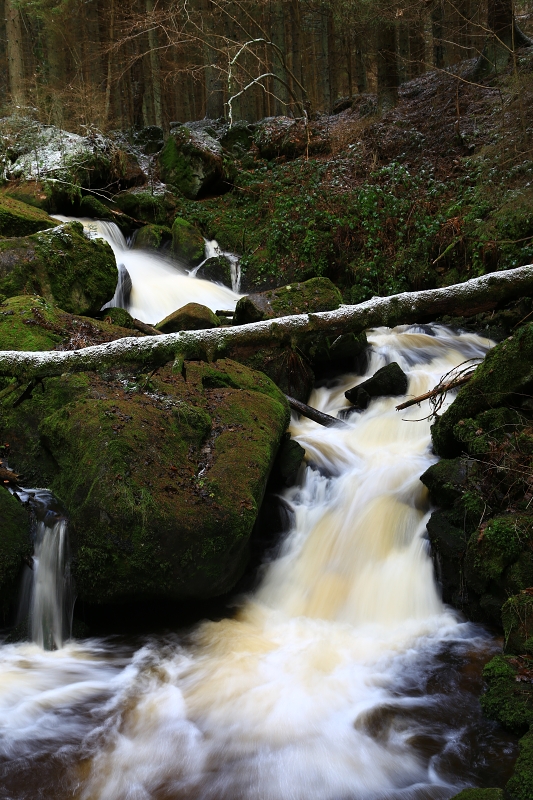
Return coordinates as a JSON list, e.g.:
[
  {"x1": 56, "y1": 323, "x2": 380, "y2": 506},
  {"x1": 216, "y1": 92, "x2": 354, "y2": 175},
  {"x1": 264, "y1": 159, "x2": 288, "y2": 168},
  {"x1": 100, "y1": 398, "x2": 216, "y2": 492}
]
[{"x1": 0, "y1": 227, "x2": 519, "y2": 798}]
